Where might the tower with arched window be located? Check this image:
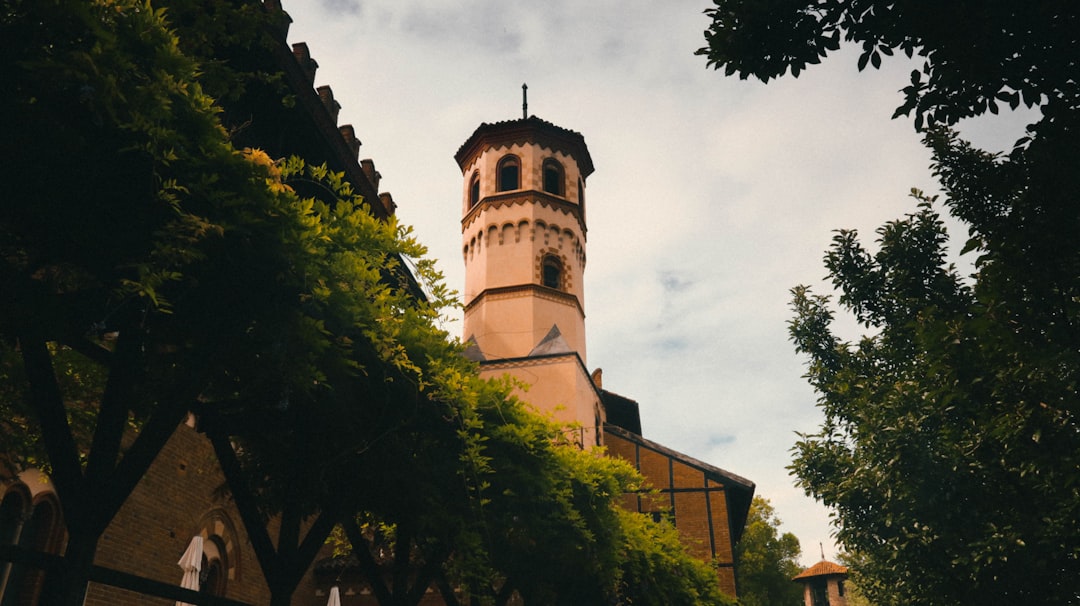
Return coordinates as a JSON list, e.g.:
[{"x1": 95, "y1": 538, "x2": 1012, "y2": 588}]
[
  {"x1": 455, "y1": 115, "x2": 601, "y2": 445},
  {"x1": 453, "y1": 114, "x2": 753, "y2": 599}
]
